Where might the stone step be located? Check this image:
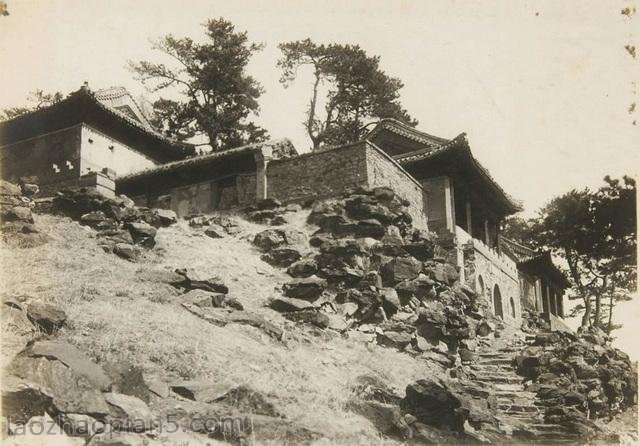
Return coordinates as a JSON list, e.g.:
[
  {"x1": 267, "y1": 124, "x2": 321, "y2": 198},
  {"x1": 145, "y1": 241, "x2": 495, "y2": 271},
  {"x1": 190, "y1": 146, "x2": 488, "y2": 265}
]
[
  {"x1": 499, "y1": 404, "x2": 540, "y2": 413},
  {"x1": 477, "y1": 358, "x2": 514, "y2": 366},
  {"x1": 497, "y1": 396, "x2": 537, "y2": 407},
  {"x1": 474, "y1": 375, "x2": 523, "y2": 385},
  {"x1": 529, "y1": 423, "x2": 574, "y2": 433}
]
